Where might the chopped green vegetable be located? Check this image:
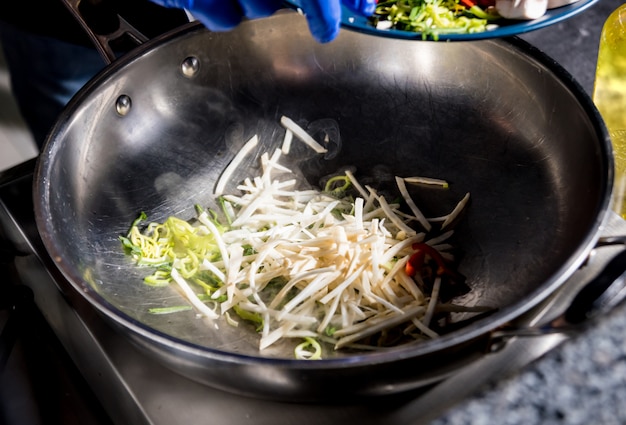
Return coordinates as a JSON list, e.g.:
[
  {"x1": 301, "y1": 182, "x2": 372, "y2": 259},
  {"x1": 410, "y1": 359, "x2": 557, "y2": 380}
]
[
  {"x1": 144, "y1": 269, "x2": 172, "y2": 287},
  {"x1": 294, "y1": 337, "x2": 322, "y2": 360},
  {"x1": 373, "y1": 0, "x2": 500, "y2": 40},
  {"x1": 233, "y1": 305, "x2": 264, "y2": 331},
  {"x1": 324, "y1": 175, "x2": 352, "y2": 197},
  {"x1": 148, "y1": 305, "x2": 193, "y2": 315}
]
